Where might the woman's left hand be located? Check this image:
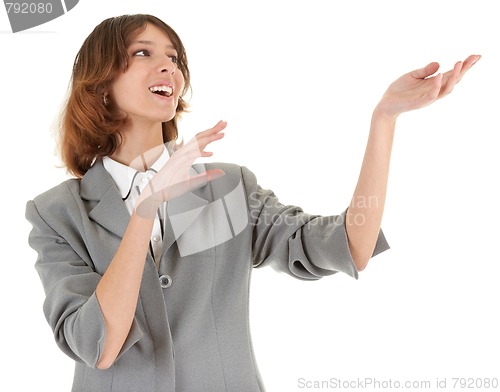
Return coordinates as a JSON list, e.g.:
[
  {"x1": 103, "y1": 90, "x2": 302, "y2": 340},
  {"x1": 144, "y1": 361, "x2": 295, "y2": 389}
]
[
  {"x1": 134, "y1": 121, "x2": 227, "y2": 218},
  {"x1": 377, "y1": 54, "x2": 481, "y2": 118}
]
